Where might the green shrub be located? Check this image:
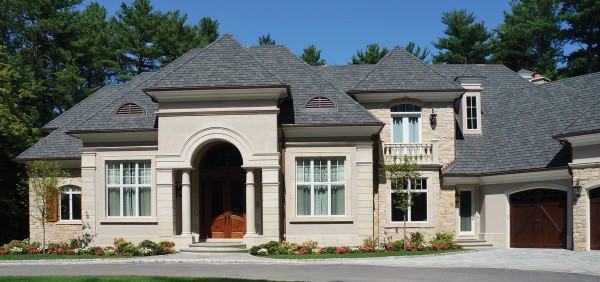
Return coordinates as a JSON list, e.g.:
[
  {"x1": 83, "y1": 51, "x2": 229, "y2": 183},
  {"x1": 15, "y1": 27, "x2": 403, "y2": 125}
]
[
  {"x1": 69, "y1": 239, "x2": 83, "y2": 249},
  {"x1": 409, "y1": 232, "x2": 425, "y2": 245},
  {"x1": 325, "y1": 246, "x2": 337, "y2": 254},
  {"x1": 300, "y1": 240, "x2": 318, "y2": 252},
  {"x1": 158, "y1": 241, "x2": 175, "y2": 248},
  {"x1": 430, "y1": 232, "x2": 458, "y2": 249},
  {"x1": 138, "y1": 240, "x2": 159, "y2": 255},
  {"x1": 389, "y1": 240, "x2": 404, "y2": 251},
  {"x1": 362, "y1": 237, "x2": 377, "y2": 248}
]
